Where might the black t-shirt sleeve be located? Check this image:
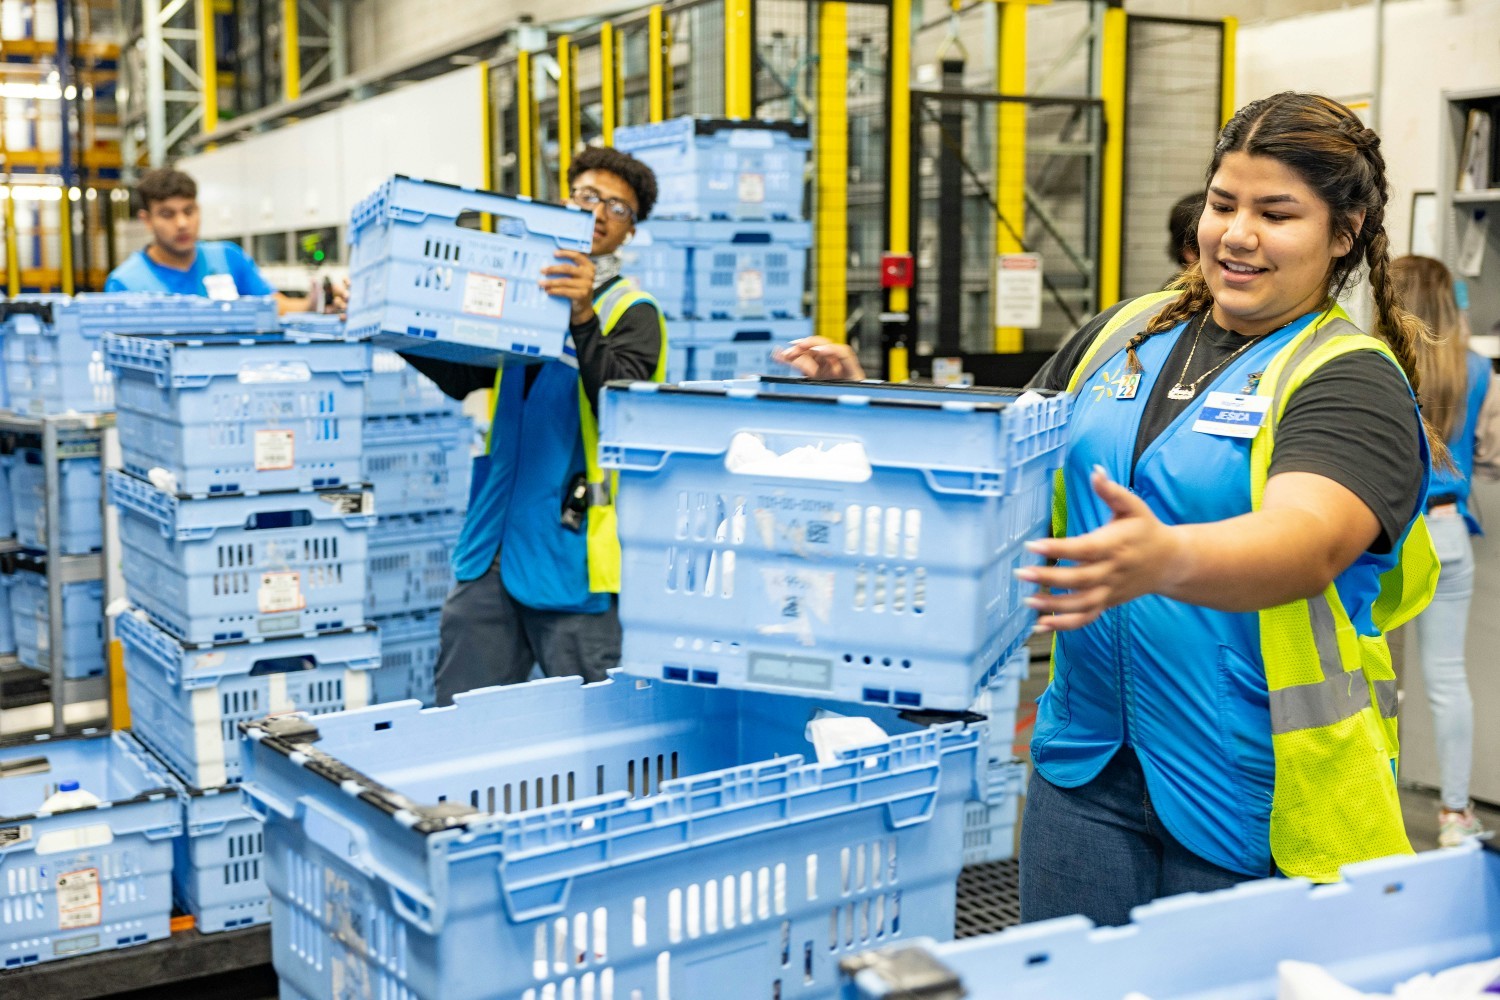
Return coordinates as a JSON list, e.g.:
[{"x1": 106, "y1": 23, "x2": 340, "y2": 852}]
[
  {"x1": 1027, "y1": 299, "x2": 1132, "y2": 391},
  {"x1": 1268, "y1": 350, "x2": 1423, "y2": 553},
  {"x1": 574, "y1": 299, "x2": 665, "y2": 413},
  {"x1": 396, "y1": 353, "x2": 494, "y2": 401}
]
